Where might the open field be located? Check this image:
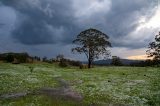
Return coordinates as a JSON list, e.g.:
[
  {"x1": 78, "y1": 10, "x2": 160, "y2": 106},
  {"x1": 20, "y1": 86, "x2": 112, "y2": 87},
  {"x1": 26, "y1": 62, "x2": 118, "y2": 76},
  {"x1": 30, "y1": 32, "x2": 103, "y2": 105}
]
[{"x1": 0, "y1": 63, "x2": 160, "y2": 106}]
